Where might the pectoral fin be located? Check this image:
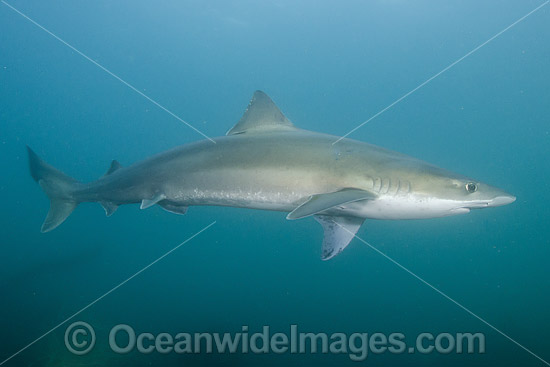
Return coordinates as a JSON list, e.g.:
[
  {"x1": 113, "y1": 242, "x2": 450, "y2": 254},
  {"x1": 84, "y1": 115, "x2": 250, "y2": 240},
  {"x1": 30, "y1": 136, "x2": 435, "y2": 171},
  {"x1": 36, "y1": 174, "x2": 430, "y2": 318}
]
[
  {"x1": 286, "y1": 188, "x2": 376, "y2": 220},
  {"x1": 315, "y1": 215, "x2": 364, "y2": 260}
]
